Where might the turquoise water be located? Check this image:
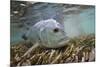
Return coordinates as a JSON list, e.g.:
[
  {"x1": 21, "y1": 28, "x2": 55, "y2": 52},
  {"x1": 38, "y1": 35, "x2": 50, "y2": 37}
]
[
  {"x1": 11, "y1": 4, "x2": 95, "y2": 44},
  {"x1": 79, "y1": 8, "x2": 95, "y2": 34},
  {"x1": 10, "y1": 23, "x2": 25, "y2": 44},
  {"x1": 63, "y1": 7, "x2": 95, "y2": 37}
]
